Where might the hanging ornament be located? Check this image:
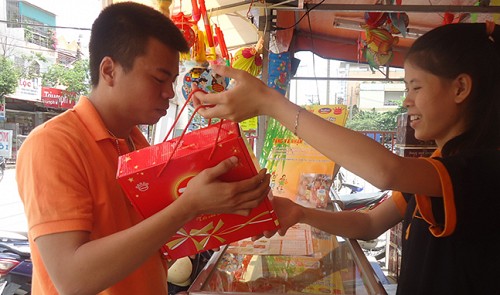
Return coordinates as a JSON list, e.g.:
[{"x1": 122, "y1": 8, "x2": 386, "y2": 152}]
[
  {"x1": 232, "y1": 37, "x2": 264, "y2": 77},
  {"x1": 363, "y1": 47, "x2": 393, "y2": 72},
  {"x1": 387, "y1": 12, "x2": 409, "y2": 37},
  {"x1": 191, "y1": 0, "x2": 201, "y2": 22},
  {"x1": 364, "y1": 12, "x2": 389, "y2": 28},
  {"x1": 171, "y1": 12, "x2": 197, "y2": 49},
  {"x1": 364, "y1": 27, "x2": 398, "y2": 55},
  {"x1": 361, "y1": 26, "x2": 398, "y2": 71},
  {"x1": 157, "y1": 0, "x2": 172, "y2": 18},
  {"x1": 182, "y1": 67, "x2": 229, "y2": 101},
  {"x1": 214, "y1": 24, "x2": 229, "y2": 61}
]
